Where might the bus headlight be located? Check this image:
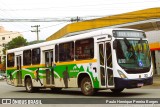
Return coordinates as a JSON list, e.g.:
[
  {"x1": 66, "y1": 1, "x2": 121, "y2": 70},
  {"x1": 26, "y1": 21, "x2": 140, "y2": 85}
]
[{"x1": 118, "y1": 70, "x2": 127, "y2": 79}]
